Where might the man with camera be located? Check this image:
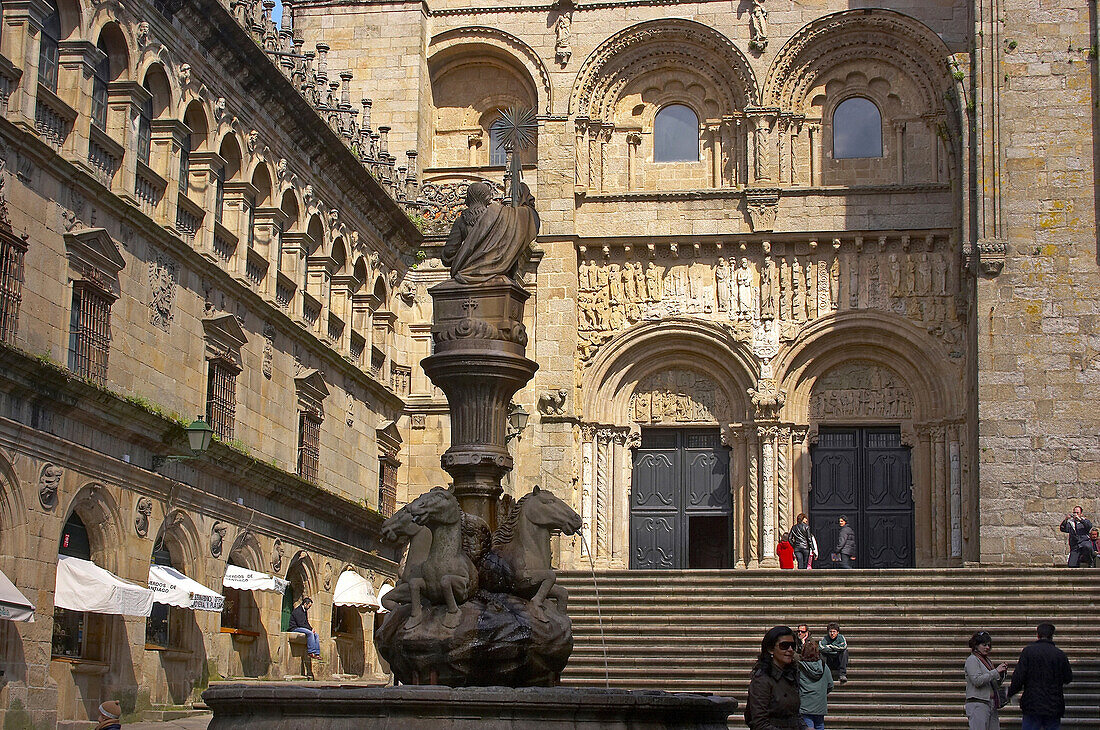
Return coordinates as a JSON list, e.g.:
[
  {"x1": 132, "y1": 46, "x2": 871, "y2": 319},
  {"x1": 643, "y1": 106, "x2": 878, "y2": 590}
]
[{"x1": 1059, "y1": 505, "x2": 1095, "y2": 567}]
